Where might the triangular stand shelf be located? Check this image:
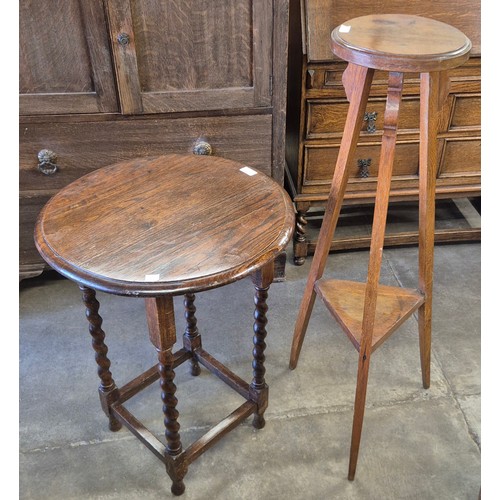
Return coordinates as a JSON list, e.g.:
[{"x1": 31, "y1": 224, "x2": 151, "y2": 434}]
[{"x1": 315, "y1": 279, "x2": 425, "y2": 352}]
